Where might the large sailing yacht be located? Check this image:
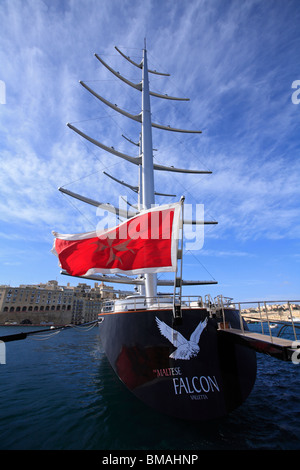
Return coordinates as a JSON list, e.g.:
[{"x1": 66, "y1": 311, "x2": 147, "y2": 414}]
[{"x1": 52, "y1": 43, "x2": 257, "y2": 421}]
